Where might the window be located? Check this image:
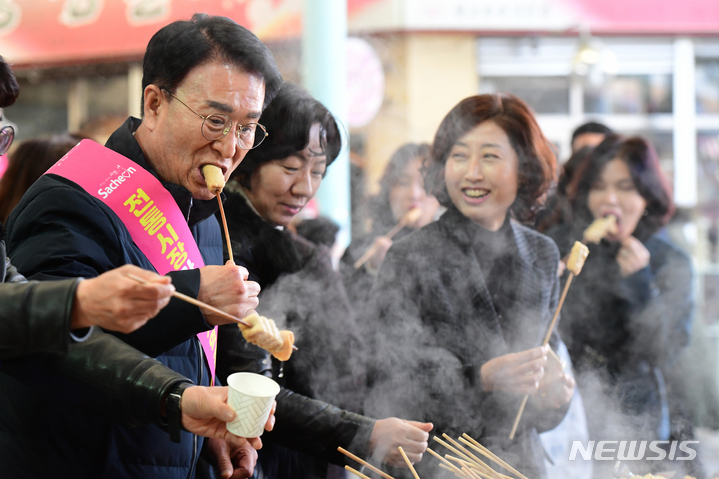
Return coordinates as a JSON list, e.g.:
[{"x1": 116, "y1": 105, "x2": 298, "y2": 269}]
[
  {"x1": 584, "y1": 75, "x2": 672, "y2": 114},
  {"x1": 698, "y1": 131, "x2": 719, "y2": 205},
  {"x1": 479, "y1": 76, "x2": 569, "y2": 114},
  {"x1": 87, "y1": 75, "x2": 128, "y2": 119},
  {"x1": 697, "y1": 60, "x2": 719, "y2": 114},
  {"x1": 4, "y1": 80, "x2": 70, "y2": 140}
]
